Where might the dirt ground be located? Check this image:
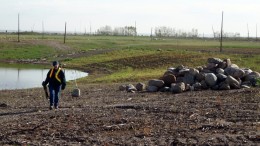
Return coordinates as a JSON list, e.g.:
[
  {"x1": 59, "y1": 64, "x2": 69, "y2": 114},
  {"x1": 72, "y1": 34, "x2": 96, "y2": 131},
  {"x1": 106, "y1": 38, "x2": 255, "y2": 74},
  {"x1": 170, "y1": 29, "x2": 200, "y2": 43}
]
[
  {"x1": 0, "y1": 40, "x2": 260, "y2": 145},
  {"x1": 0, "y1": 83, "x2": 260, "y2": 145}
]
